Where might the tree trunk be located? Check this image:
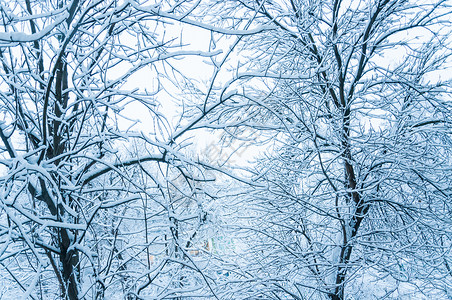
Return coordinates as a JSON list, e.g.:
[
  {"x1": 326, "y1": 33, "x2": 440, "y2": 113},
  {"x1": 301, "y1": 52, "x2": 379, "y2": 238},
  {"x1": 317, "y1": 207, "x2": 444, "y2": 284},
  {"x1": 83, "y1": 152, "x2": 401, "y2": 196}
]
[{"x1": 60, "y1": 228, "x2": 80, "y2": 300}]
